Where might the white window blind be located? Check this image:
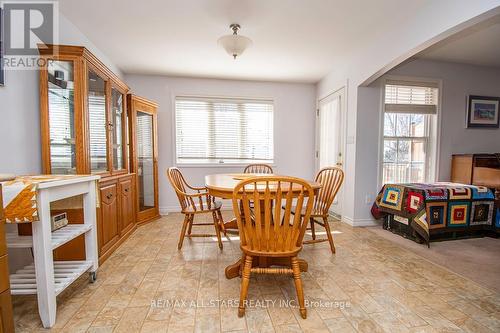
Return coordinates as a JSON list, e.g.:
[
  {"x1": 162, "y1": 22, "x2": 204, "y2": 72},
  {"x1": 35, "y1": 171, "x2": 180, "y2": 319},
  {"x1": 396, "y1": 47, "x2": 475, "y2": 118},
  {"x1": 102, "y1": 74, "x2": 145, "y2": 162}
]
[
  {"x1": 137, "y1": 112, "x2": 153, "y2": 158},
  {"x1": 385, "y1": 80, "x2": 438, "y2": 114},
  {"x1": 382, "y1": 80, "x2": 438, "y2": 184},
  {"x1": 175, "y1": 96, "x2": 274, "y2": 164}
]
